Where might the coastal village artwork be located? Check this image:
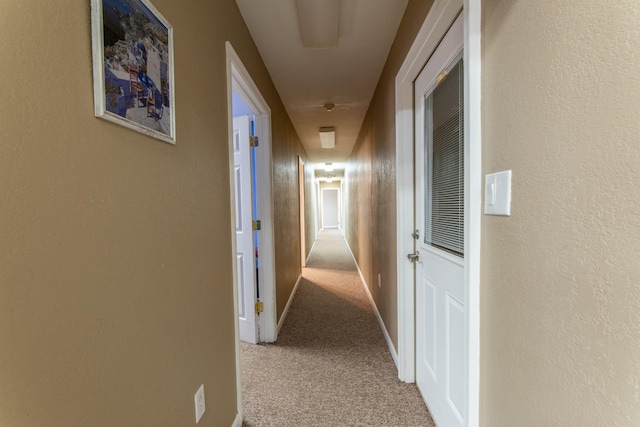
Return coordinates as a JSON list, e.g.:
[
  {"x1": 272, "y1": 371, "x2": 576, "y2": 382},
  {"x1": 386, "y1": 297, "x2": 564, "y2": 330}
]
[{"x1": 91, "y1": 0, "x2": 175, "y2": 143}]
